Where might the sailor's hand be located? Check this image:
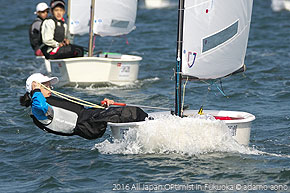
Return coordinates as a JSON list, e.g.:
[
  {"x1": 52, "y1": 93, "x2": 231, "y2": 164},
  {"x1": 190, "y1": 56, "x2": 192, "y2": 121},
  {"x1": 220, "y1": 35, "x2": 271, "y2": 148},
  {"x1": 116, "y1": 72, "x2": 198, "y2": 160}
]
[
  {"x1": 32, "y1": 81, "x2": 41, "y2": 90},
  {"x1": 64, "y1": 39, "x2": 70, "y2": 45},
  {"x1": 59, "y1": 42, "x2": 65, "y2": 47},
  {"x1": 102, "y1": 98, "x2": 114, "y2": 107}
]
